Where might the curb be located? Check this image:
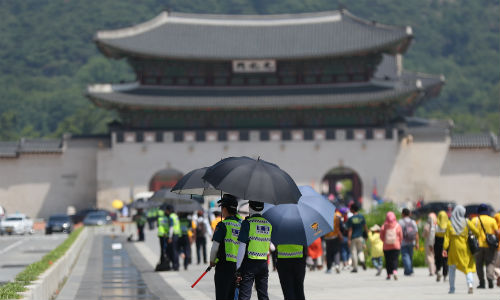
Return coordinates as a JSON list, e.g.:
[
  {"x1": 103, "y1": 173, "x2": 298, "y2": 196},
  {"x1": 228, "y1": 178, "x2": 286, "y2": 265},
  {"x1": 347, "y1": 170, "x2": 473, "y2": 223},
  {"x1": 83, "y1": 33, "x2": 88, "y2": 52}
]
[{"x1": 19, "y1": 228, "x2": 89, "y2": 300}]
